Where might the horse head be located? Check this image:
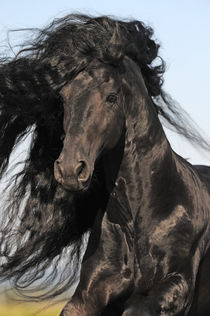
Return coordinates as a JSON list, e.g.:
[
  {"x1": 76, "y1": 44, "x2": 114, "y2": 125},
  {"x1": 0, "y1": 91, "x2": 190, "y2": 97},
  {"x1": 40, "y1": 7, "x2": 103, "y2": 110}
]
[{"x1": 54, "y1": 61, "x2": 125, "y2": 192}]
